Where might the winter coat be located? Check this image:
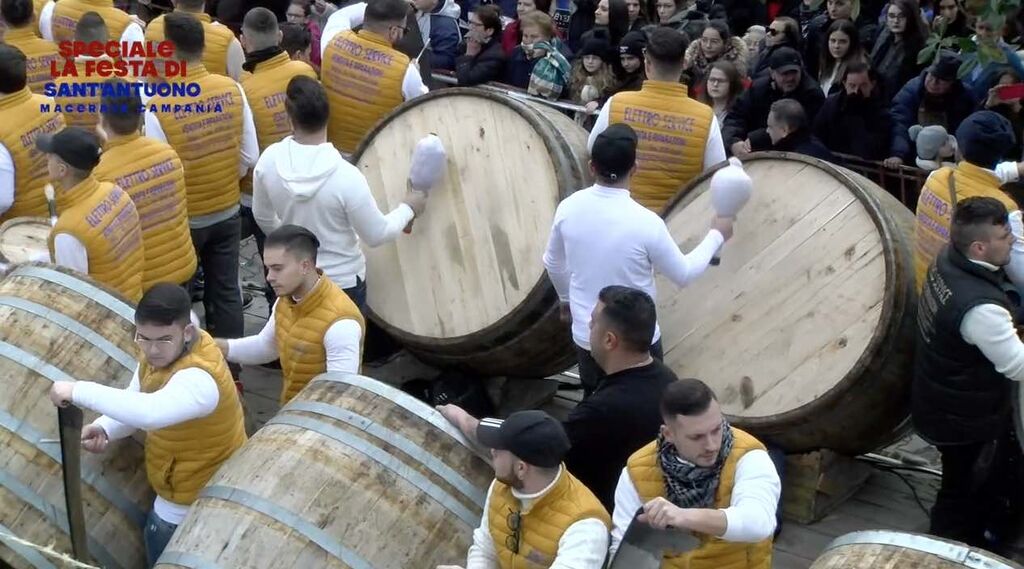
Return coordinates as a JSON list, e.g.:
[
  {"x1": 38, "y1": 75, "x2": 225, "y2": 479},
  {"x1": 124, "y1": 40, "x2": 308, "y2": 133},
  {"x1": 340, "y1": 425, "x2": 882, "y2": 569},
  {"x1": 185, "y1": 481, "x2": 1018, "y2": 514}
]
[
  {"x1": 889, "y1": 71, "x2": 976, "y2": 160},
  {"x1": 721, "y1": 72, "x2": 826, "y2": 147},
  {"x1": 684, "y1": 35, "x2": 750, "y2": 86},
  {"x1": 812, "y1": 89, "x2": 892, "y2": 160}
]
